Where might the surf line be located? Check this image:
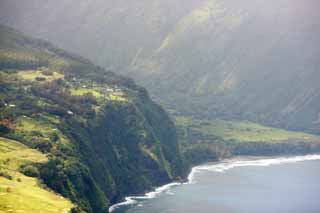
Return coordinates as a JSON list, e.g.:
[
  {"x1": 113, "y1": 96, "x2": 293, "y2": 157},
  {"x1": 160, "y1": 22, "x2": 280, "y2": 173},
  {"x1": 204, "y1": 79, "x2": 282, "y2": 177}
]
[
  {"x1": 109, "y1": 154, "x2": 320, "y2": 212},
  {"x1": 109, "y1": 182, "x2": 181, "y2": 212},
  {"x1": 188, "y1": 154, "x2": 320, "y2": 183}
]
